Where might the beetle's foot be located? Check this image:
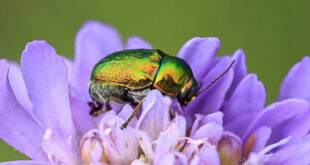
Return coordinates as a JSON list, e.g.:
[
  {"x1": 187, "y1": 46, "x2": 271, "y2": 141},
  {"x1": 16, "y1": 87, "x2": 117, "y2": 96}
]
[
  {"x1": 120, "y1": 122, "x2": 128, "y2": 129},
  {"x1": 169, "y1": 109, "x2": 175, "y2": 120},
  {"x1": 88, "y1": 102, "x2": 105, "y2": 117},
  {"x1": 90, "y1": 108, "x2": 108, "y2": 117}
]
